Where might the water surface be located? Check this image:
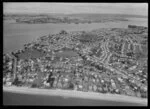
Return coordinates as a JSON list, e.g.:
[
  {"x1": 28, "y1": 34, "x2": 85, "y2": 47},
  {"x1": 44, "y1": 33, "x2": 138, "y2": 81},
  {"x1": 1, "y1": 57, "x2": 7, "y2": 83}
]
[
  {"x1": 3, "y1": 18, "x2": 148, "y2": 53},
  {"x1": 3, "y1": 91, "x2": 146, "y2": 106}
]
